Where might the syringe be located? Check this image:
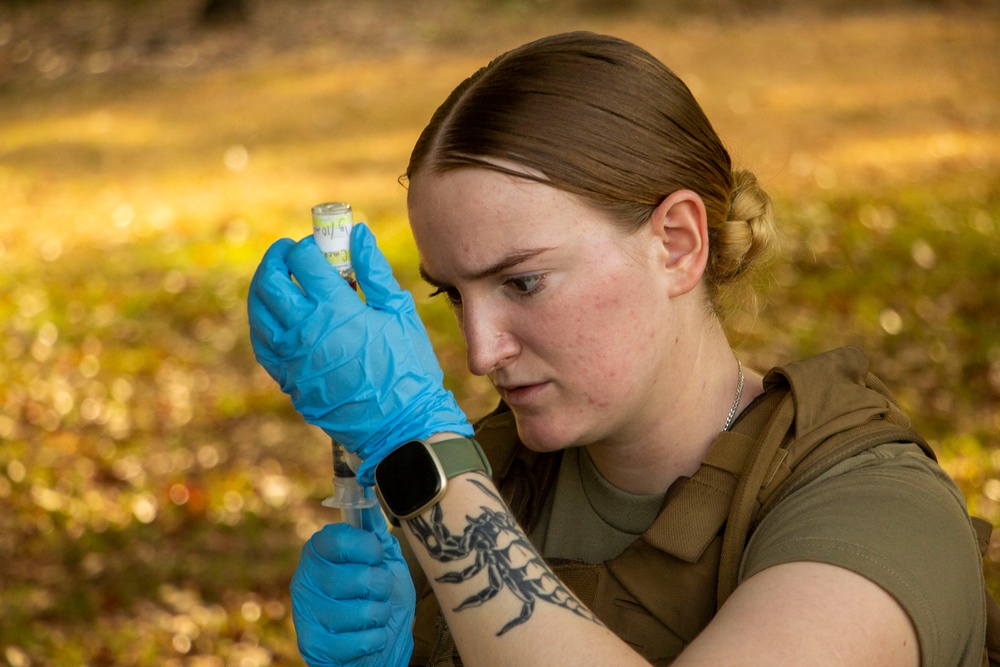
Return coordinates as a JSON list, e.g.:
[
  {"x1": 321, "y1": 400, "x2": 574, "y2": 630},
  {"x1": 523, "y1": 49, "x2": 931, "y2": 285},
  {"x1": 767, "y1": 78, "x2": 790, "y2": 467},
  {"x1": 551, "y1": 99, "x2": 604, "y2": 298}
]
[{"x1": 311, "y1": 202, "x2": 379, "y2": 530}]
